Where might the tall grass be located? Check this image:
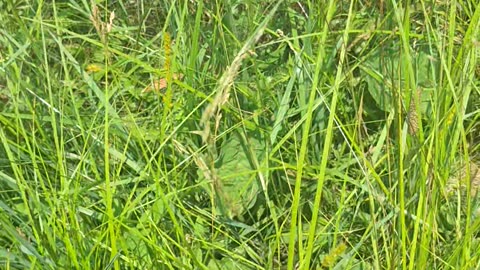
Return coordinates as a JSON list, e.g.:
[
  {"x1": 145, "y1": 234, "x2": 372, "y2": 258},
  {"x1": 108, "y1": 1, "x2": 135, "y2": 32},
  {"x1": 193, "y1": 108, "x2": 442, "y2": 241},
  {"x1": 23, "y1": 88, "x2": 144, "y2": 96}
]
[{"x1": 0, "y1": 0, "x2": 479, "y2": 269}]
